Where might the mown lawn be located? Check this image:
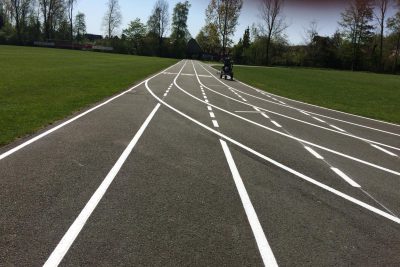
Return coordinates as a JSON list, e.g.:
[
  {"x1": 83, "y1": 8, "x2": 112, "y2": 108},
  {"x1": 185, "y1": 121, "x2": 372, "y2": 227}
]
[
  {"x1": 231, "y1": 65, "x2": 400, "y2": 124},
  {"x1": 0, "y1": 45, "x2": 177, "y2": 146}
]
